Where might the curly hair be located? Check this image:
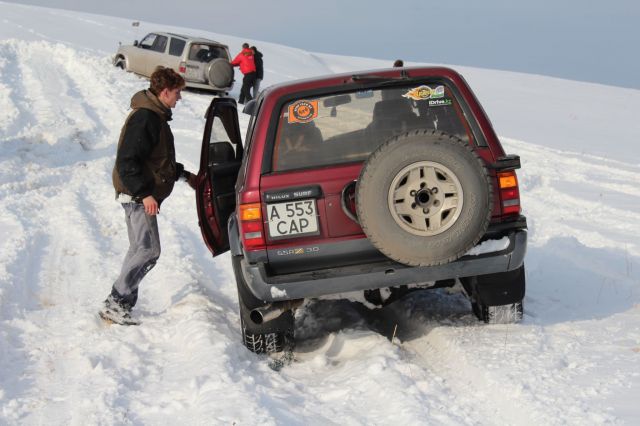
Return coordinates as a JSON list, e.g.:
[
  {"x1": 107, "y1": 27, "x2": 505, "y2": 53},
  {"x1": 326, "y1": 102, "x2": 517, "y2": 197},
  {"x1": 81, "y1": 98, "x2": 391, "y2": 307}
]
[{"x1": 149, "y1": 66, "x2": 185, "y2": 95}]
